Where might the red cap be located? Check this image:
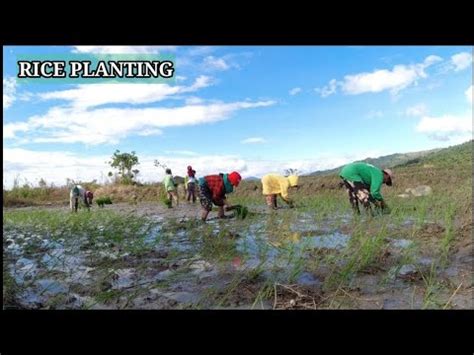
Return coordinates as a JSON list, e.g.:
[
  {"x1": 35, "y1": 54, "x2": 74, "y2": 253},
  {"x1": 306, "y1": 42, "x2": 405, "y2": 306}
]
[
  {"x1": 228, "y1": 171, "x2": 242, "y2": 187},
  {"x1": 187, "y1": 165, "x2": 192, "y2": 170},
  {"x1": 86, "y1": 191, "x2": 93, "y2": 199}
]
